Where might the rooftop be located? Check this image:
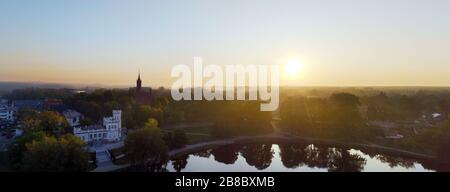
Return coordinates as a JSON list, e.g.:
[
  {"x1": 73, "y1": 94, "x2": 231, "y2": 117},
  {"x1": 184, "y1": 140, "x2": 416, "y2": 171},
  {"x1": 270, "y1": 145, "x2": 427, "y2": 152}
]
[
  {"x1": 62, "y1": 110, "x2": 82, "y2": 118},
  {"x1": 75, "y1": 124, "x2": 105, "y2": 131}
]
